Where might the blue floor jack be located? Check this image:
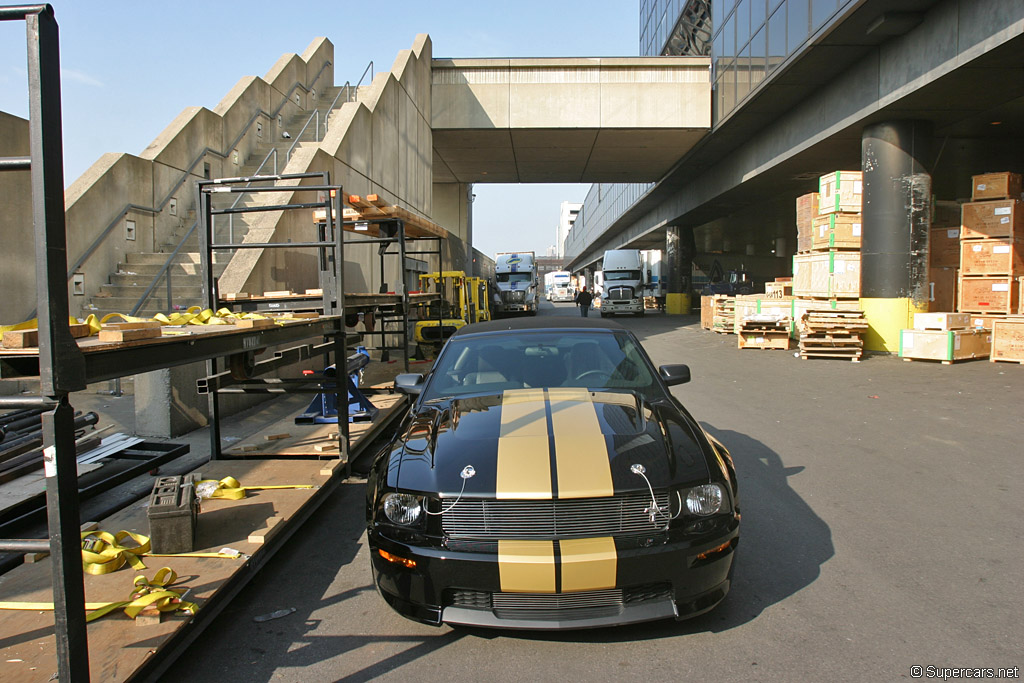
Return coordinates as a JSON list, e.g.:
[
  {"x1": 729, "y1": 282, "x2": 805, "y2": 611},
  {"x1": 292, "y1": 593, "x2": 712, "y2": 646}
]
[{"x1": 295, "y1": 346, "x2": 379, "y2": 424}]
